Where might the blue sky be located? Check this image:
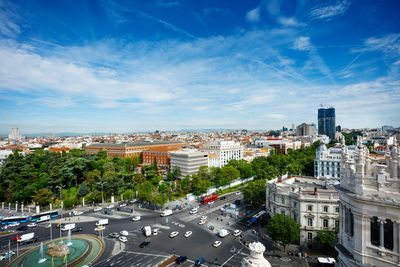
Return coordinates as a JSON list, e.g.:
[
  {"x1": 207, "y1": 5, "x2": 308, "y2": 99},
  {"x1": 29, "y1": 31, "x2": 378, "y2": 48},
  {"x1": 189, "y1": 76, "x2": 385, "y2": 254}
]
[{"x1": 0, "y1": 0, "x2": 399, "y2": 134}]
